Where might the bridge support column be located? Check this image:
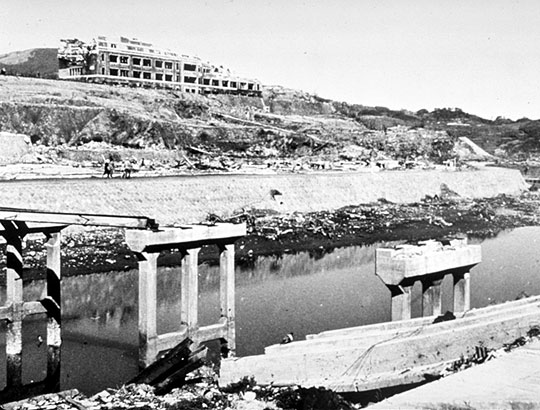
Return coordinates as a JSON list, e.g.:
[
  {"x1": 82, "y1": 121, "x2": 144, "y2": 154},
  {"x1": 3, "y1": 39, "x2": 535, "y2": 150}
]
[
  {"x1": 422, "y1": 278, "x2": 443, "y2": 317},
  {"x1": 388, "y1": 285, "x2": 412, "y2": 321},
  {"x1": 180, "y1": 247, "x2": 201, "y2": 339},
  {"x1": 45, "y1": 232, "x2": 62, "y2": 391},
  {"x1": 5, "y1": 231, "x2": 24, "y2": 388},
  {"x1": 453, "y1": 271, "x2": 471, "y2": 313},
  {"x1": 137, "y1": 252, "x2": 159, "y2": 369},
  {"x1": 219, "y1": 243, "x2": 236, "y2": 357}
]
